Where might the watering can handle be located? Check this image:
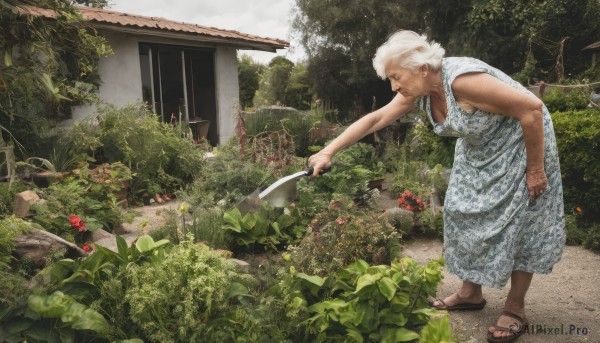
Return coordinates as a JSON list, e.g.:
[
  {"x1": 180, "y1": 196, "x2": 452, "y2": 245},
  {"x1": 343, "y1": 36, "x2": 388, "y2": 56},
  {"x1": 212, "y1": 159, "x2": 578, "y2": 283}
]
[{"x1": 305, "y1": 166, "x2": 331, "y2": 176}]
